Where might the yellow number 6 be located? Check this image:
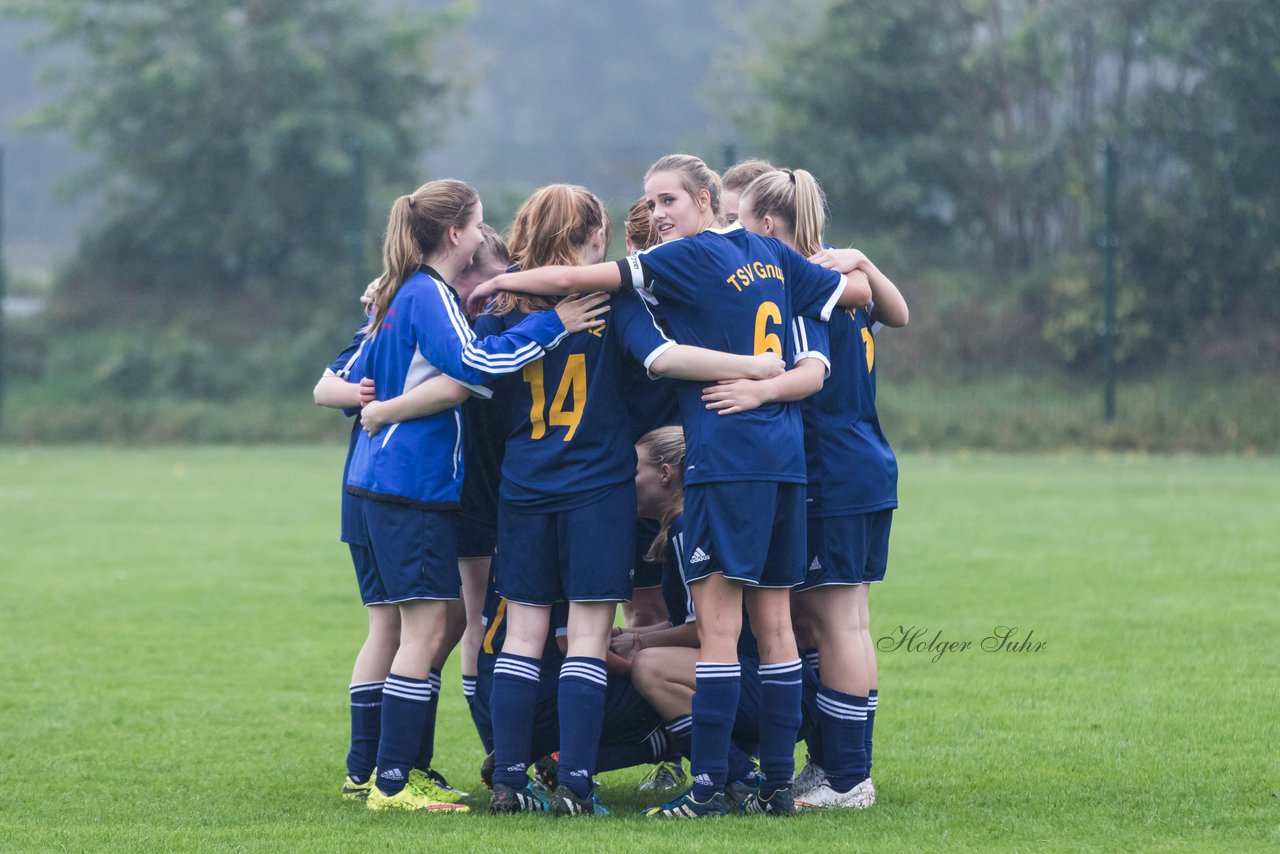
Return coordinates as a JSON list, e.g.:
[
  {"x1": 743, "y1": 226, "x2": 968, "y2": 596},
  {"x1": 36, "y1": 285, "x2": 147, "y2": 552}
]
[{"x1": 754, "y1": 301, "x2": 783, "y2": 356}]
